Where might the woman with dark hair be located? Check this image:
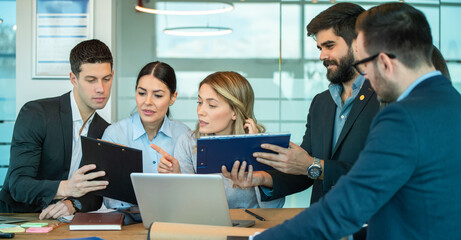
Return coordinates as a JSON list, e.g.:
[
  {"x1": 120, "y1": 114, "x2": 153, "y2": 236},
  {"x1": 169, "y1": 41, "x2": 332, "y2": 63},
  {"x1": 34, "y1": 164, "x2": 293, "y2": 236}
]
[{"x1": 102, "y1": 61, "x2": 190, "y2": 209}]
